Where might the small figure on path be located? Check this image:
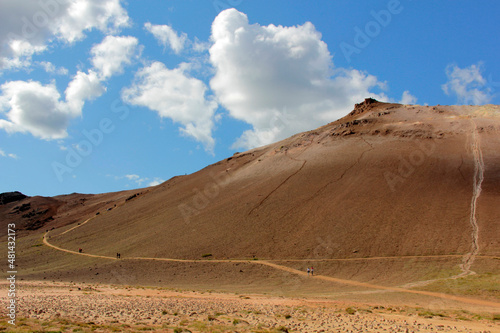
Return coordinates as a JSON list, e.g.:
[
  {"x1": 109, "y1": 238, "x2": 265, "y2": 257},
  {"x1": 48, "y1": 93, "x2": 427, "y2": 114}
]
[
  {"x1": 116, "y1": 253, "x2": 120, "y2": 259},
  {"x1": 79, "y1": 248, "x2": 82, "y2": 253},
  {"x1": 311, "y1": 266, "x2": 314, "y2": 276},
  {"x1": 307, "y1": 267, "x2": 310, "y2": 276}
]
